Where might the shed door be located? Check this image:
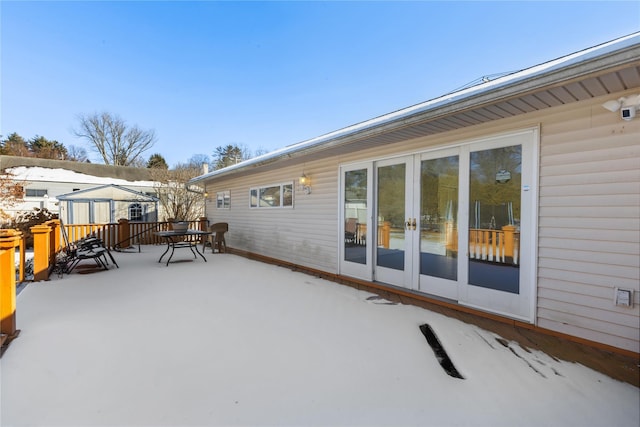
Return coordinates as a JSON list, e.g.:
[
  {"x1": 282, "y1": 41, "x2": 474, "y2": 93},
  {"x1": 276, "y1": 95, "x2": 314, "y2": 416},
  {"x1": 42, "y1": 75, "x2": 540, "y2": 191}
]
[
  {"x1": 71, "y1": 202, "x2": 90, "y2": 224},
  {"x1": 94, "y1": 201, "x2": 111, "y2": 223}
]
